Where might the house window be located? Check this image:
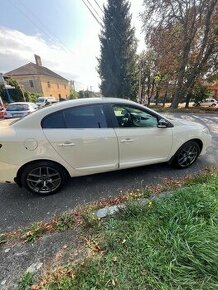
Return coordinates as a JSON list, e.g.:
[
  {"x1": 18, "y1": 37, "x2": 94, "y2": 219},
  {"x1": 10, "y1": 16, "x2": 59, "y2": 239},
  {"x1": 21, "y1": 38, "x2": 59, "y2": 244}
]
[
  {"x1": 64, "y1": 85, "x2": 66, "y2": 89},
  {"x1": 29, "y1": 80, "x2": 34, "y2": 88},
  {"x1": 47, "y1": 81, "x2": 51, "y2": 88}
]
